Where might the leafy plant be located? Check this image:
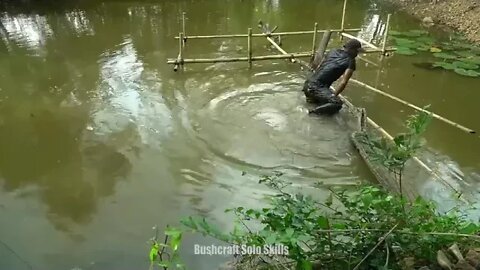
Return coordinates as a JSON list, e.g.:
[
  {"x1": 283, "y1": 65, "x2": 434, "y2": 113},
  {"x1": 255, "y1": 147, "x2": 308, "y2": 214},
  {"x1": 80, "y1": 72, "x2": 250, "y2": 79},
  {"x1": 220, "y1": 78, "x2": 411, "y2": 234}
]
[
  {"x1": 358, "y1": 107, "x2": 432, "y2": 197},
  {"x1": 174, "y1": 175, "x2": 480, "y2": 270},
  {"x1": 149, "y1": 226, "x2": 186, "y2": 270}
]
